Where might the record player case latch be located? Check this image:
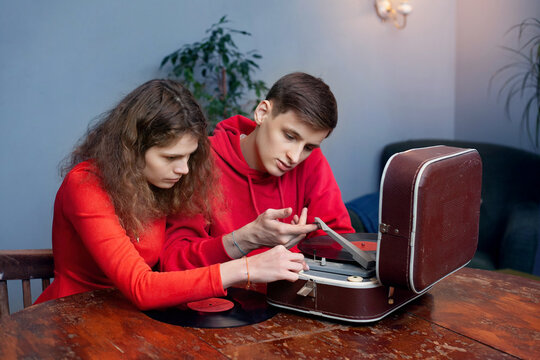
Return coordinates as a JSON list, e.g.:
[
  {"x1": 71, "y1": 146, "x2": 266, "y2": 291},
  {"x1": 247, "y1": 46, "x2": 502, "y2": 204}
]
[{"x1": 296, "y1": 279, "x2": 316, "y2": 298}]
